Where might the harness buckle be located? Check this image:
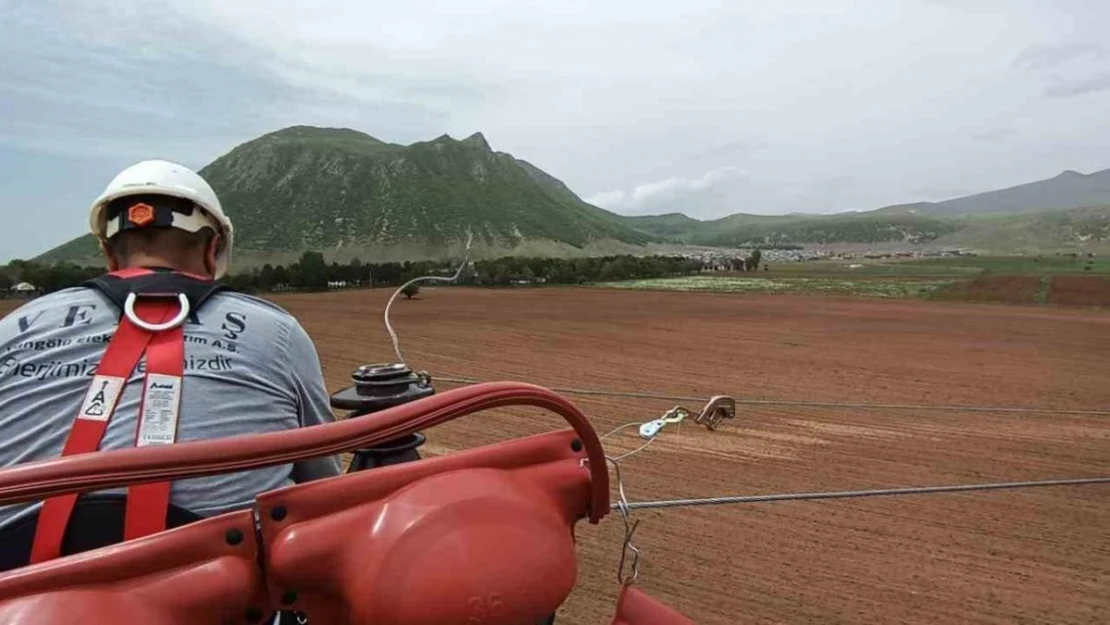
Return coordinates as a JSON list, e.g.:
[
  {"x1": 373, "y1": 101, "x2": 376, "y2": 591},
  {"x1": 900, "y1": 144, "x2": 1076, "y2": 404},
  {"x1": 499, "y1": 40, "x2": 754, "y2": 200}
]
[{"x1": 123, "y1": 292, "x2": 190, "y2": 332}]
